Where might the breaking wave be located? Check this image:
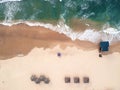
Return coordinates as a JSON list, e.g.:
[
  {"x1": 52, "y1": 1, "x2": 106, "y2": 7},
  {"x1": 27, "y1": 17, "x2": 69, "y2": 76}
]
[
  {"x1": 0, "y1": 0, "x2": 21, "y2": 3},
  {"x1": 3, "y1": 1, "x2": 21, "y2": 22}
]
